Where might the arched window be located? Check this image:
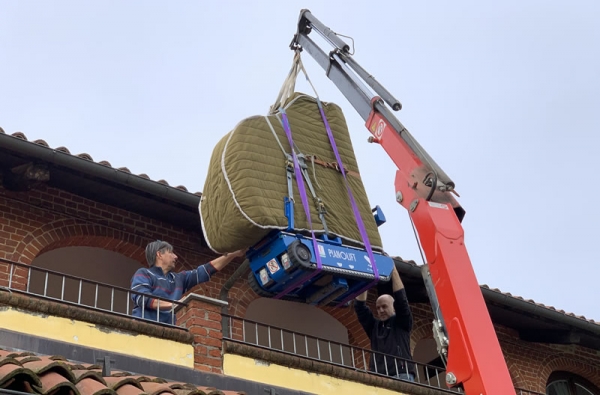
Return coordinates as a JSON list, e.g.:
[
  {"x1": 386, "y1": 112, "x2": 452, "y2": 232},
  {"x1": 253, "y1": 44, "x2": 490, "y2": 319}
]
[{"x1": 547, "y1": 371, "x2": 599, "y2": 395}]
